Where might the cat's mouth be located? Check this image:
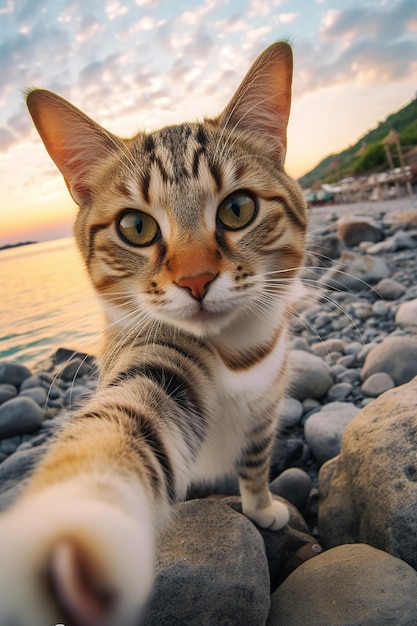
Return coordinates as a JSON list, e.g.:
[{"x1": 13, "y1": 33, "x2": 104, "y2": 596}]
[
  {"x1": 180, "y1": 304, "x2": 235, "y2": 334},
  {"x1": 194, "y1": 308, "x2": 227, "y2": 322}
]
